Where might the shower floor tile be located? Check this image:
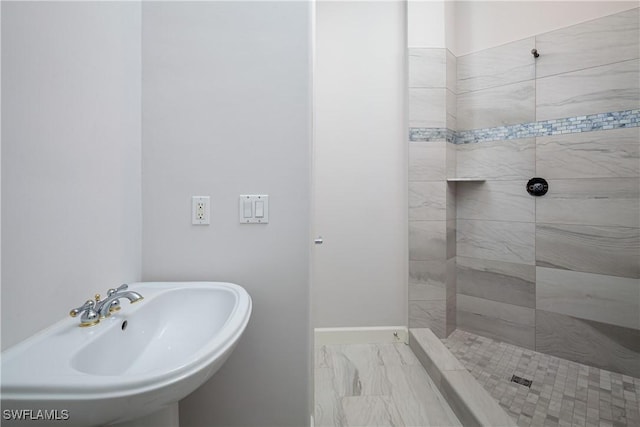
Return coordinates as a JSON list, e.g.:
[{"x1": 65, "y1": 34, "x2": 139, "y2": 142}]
[
  {"x1": 443, "y1": 329, "x2": 640, "y2": 427},
  {"x1": 314, "y1": 343, "x2": 461, "y2": 427}
]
